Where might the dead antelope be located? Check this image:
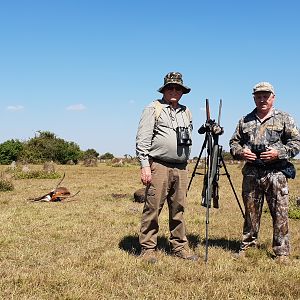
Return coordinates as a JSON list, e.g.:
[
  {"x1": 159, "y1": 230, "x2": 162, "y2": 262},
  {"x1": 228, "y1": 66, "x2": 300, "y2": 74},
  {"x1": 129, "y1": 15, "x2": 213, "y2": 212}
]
[{"x1": 28, "y1": 173, "x2": 80, "y2": 202}]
